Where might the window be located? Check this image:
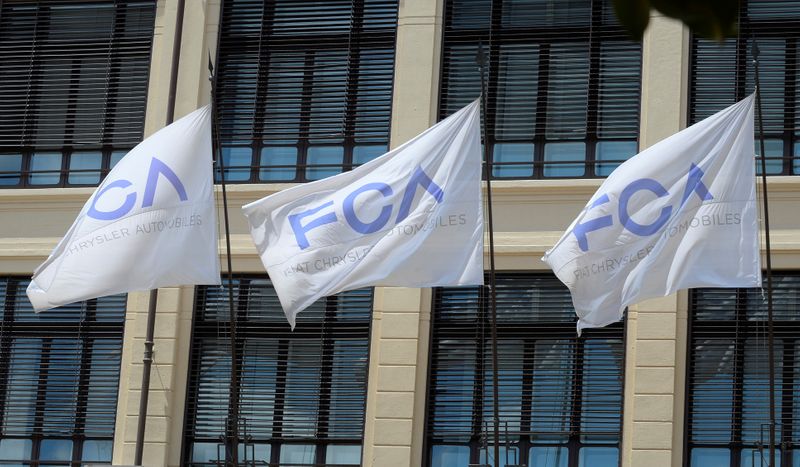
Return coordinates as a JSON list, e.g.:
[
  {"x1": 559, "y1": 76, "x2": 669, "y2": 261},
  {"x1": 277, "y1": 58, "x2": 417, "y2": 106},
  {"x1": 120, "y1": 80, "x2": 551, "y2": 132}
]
[
  {"x1": 686, "y1": 273, "x2": 800, "y2": 466},
  {"x1": 0, "y1": 0, "x2": 155, "y2": 188},
  {"x1": 426, "y1": 274, "x2": 624, "y2": 467},
  {"x1": 0, "y1": 277, "x2": 126, "y2": 466},
  {"x1": 690, "y1": 0, "x2": 800, "y2": 175},
  {"x1": 439, "y1": 0, "x2": 642, "y2": 179},
  {"x1": 183, "y1": 277, "x2": 372, "y2": 466},
  {"x1": 214, "y1": 0, "x2": 398, "y2": 183}
]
